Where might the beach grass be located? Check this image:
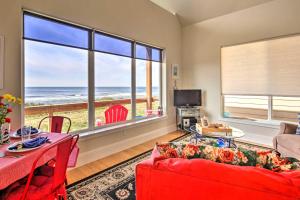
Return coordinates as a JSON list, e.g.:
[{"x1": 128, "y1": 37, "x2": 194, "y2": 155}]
[{"x1": 25, "y1": 101, "x2": 160, "y2": 132}]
